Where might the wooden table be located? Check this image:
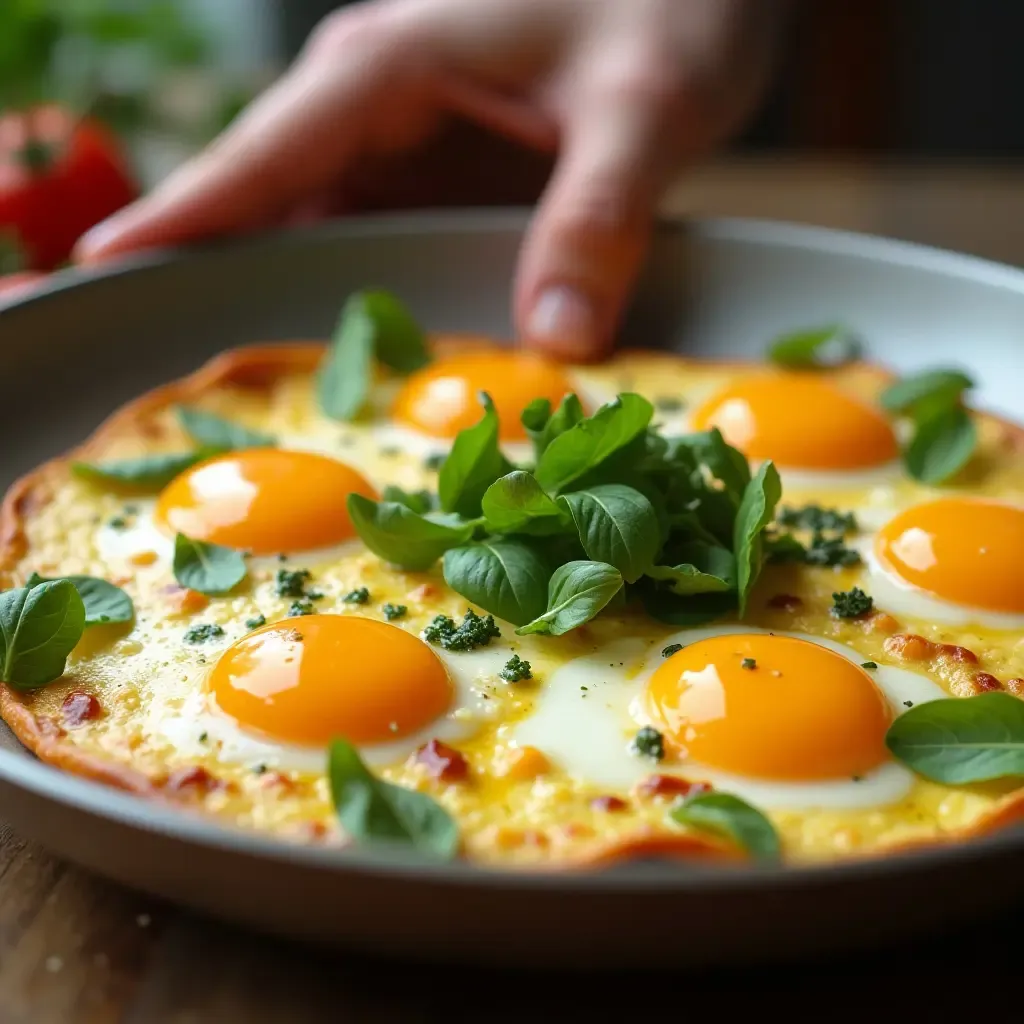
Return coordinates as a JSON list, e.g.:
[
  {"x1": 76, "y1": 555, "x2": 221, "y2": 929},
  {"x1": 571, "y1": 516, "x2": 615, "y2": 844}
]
[{"x1": 3, "y1": 158, "x2": 1024, "y2": 1023}]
